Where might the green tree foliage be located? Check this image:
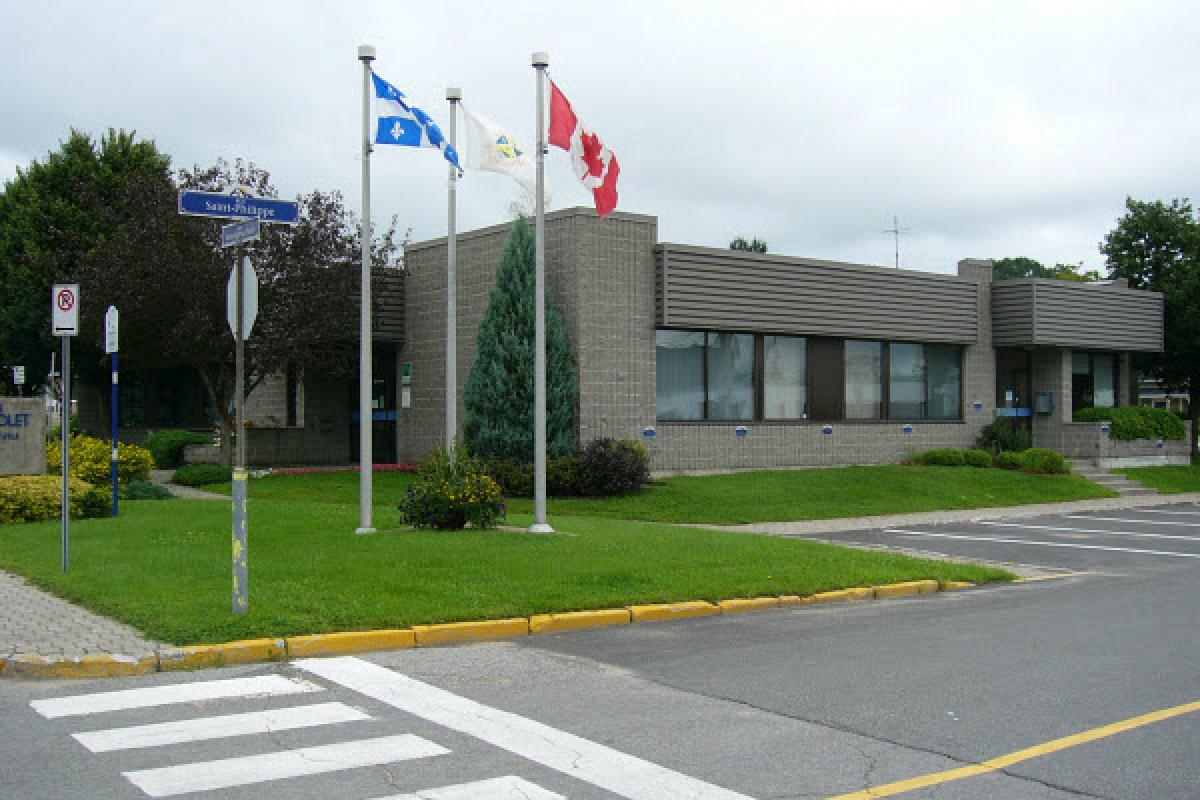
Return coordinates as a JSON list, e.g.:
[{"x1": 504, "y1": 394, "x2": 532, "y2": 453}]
[
  {"x1": 1100, "y1": 197, "x2": 1200, "y2": 459},
  {"x1": 463, "y1": 217, "x2": 578, "y2": 462},
  {"x1": 730, "y1": 236, "x2": 768, "y2": 253},
  {"x1": 993, "y1": 256, "x2": 1099, "y2": 282}
]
